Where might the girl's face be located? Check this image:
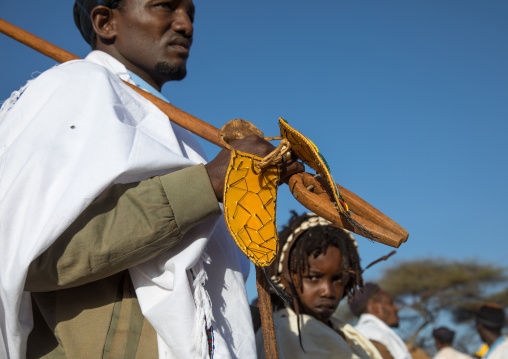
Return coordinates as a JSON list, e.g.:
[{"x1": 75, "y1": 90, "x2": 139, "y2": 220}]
[{"x1": 292, "y1": 246, "x2": 348, "y2": 325}]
